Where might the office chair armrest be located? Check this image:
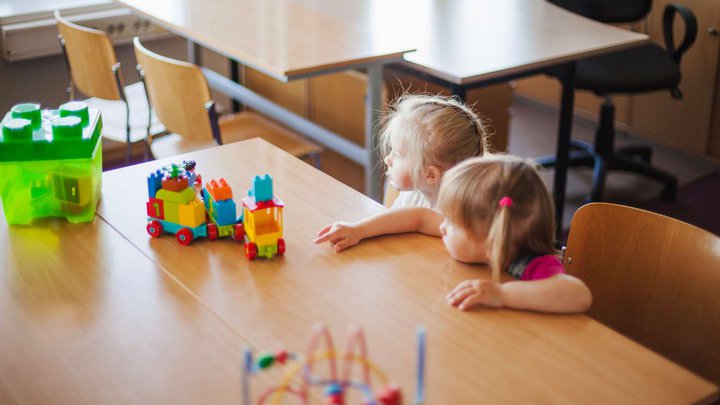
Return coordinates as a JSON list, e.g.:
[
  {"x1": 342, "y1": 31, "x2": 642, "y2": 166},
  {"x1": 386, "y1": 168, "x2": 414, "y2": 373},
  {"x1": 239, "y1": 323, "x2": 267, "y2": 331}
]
[{"x1": 663, "y1": 4, "x2": 697, "y2": 65}]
